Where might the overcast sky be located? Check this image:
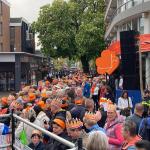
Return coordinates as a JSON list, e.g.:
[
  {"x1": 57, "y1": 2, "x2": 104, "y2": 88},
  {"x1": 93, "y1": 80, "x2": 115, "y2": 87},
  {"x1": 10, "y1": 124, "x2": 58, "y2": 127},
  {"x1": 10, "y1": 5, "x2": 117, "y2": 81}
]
[
  {"x1": 7, "y1": 0, "x2": 54, "y2": 49},
  {"x1": 8, "y1": 0, "x2": 54, "y2": 23}
]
